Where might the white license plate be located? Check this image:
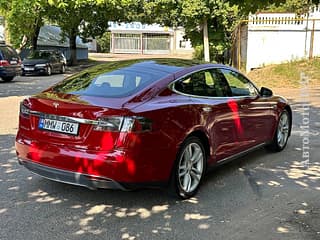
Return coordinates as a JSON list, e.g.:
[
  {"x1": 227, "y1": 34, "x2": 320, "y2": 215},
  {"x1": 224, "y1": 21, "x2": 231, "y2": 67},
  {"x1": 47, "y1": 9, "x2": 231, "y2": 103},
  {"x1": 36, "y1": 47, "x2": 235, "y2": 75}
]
[
  {"x1": 24, "y1": 67, "x2": 34, "y2": 71},
  {"x1": 38, "y1": 118, "x2": 79, "y2": 135},
  {"x1": 10, "y1": 60, "x2": 17, "y2": 64}
]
